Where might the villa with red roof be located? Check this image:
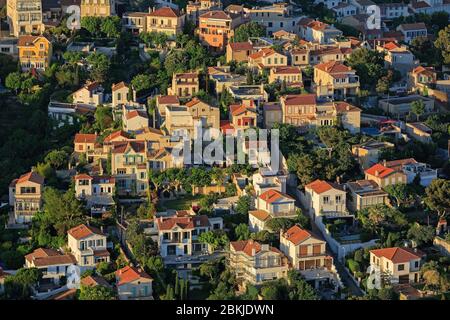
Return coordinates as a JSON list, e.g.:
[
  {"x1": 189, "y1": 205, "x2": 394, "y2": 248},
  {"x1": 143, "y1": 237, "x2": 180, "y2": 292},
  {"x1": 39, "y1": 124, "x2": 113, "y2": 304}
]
[
  {"x1": 8, "y1": 171, "x2": 44, "y2": 224},
  {"x1": 303, "y1": 179, "x2": 348, "y2": 220},
  {"x1": 74, "y1": 174, "x2": 115, "y2": 209},
  {"x1": 67, "y1": 224, "x2": 110, "y2": 270},
  {"x1": 116, "y1": 265, "x2": 153, "y2": 300},
  {"x1": 280, "y1": 225, "x2": 338, "y2": 290},
  {"x1": 268, "y1": 66, "x2": 303, "y2": 86},
  {"x1": 365, "y1": 163, "x2": 407, "y2": 188},
  {"x1": 226, "y1": 41, "x2": 256, "y2": 63},
  {"x1": 155, "y1": 213, "x2": 223, "y2": 262},
  {"x1": 248, "y1": 48, "x2": 288, "y2": 72},
  {"x1": 146, "y1": 7, "x2": 185, "y2": 37},
  {"x1": 313, "y1": 61, "x2": 360, "y2": 101},
  {"x1": 370, "y1": 247, "x2": 424, "y2": 284},
  {"x1": 229, "y1": 100, "x2": 258, "y2": 132},
  {"x1": 228, "y1": 239, "x2": 289, "y2": 288},
  {"x1": 168, "y1": 72, "x2": 199, "y2": 97},
  {"x1": 72, "y1": 81, "x2": 105, "y2": 107}
]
